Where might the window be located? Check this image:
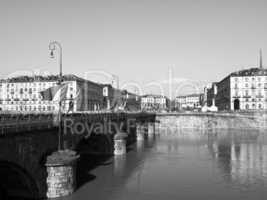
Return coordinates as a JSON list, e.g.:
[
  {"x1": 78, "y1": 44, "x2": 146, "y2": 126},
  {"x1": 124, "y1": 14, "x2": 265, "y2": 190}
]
[{"x1": 259, "y1": 104, "x2": 262, "y2": 109}]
